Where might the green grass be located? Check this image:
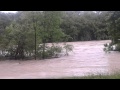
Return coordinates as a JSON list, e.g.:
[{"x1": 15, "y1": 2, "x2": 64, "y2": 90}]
[{"x1": 62, "y1": 73, "x2": 120, "y2": 79}]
